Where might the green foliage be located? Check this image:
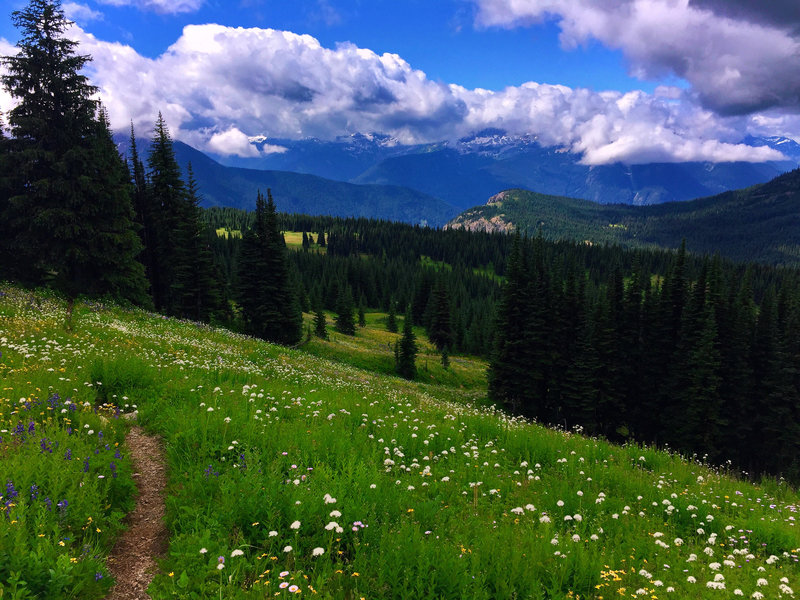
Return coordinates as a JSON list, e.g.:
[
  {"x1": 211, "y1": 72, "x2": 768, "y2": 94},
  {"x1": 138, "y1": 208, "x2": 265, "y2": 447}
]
[
  {"x1": 0, "y1": 1, "x2": 147, "y2": 305},
  {"x1": 237, "y1": 190, "x2": 302, "y2": 345},
  {"x1": 395, "y1": 310, "x2": 417, "y2": 380},
  {"x1": 451, "y1": 176, "x2": 800, "y2": 266},
  {"x1": 334, "y1": 286, "x2": 356, "y2": 336}
]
